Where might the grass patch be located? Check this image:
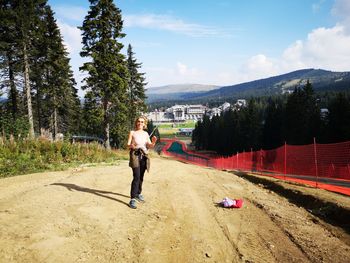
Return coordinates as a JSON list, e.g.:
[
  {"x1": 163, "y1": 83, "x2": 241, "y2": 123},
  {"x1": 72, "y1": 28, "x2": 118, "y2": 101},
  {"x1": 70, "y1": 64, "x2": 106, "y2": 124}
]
[
  {"x1": 158, "y1": 120, "x2": 196, "y2": 139},
  {"x1": 158, "y1": 121, "x2": 196, "y2": 129},
  {"x1": 0, "y1": 137, "x2": 129, "y2": 178}
]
